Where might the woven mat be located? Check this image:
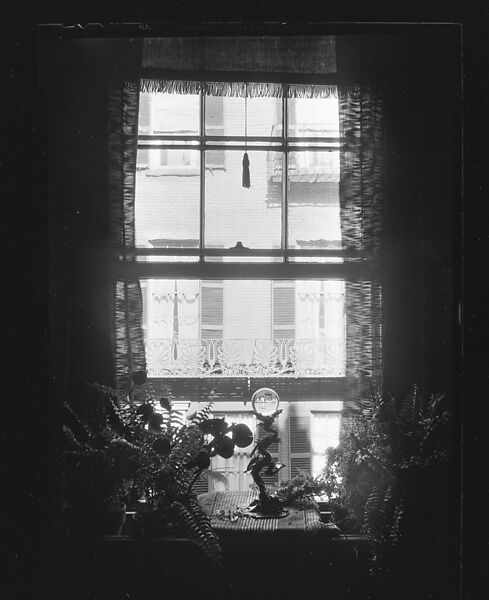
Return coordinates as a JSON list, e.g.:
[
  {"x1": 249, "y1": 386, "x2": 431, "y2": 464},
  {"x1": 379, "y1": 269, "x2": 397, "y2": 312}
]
[{"x1": 198, "y1": 491, "x2": 341, "y2": 536}]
